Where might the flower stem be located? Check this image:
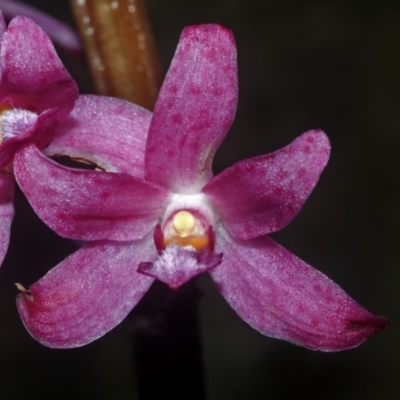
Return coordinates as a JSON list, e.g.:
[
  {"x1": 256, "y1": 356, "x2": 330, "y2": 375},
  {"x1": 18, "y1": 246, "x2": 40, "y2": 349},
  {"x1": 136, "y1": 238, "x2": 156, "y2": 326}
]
[
  {"x1": 69, "y1": 0, "x2": 163, "y2": 110},
  {"x1": 131, "y1": 280, "x2": 206, "y2": 399}
]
